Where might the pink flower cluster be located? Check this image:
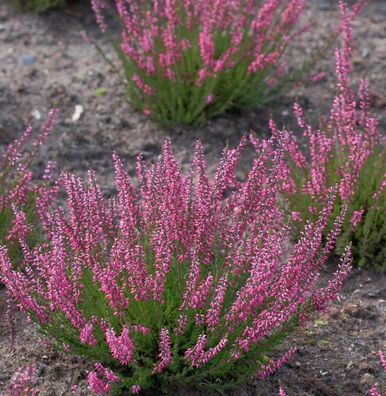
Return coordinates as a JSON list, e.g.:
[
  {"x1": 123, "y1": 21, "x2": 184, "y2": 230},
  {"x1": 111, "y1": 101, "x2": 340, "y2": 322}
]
[
  {"x1": 6, "y1": 364, "x2": 38, "y2": 396},
  {"x1": 0, "y1": 131, "x2": 352, "y2": 392},
  {"x1": 256, "y1": 348, "x2": 297, "y2": 380},
  {"x1": 87, "y1": 363, "x2": 119, "y2": 395}
]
